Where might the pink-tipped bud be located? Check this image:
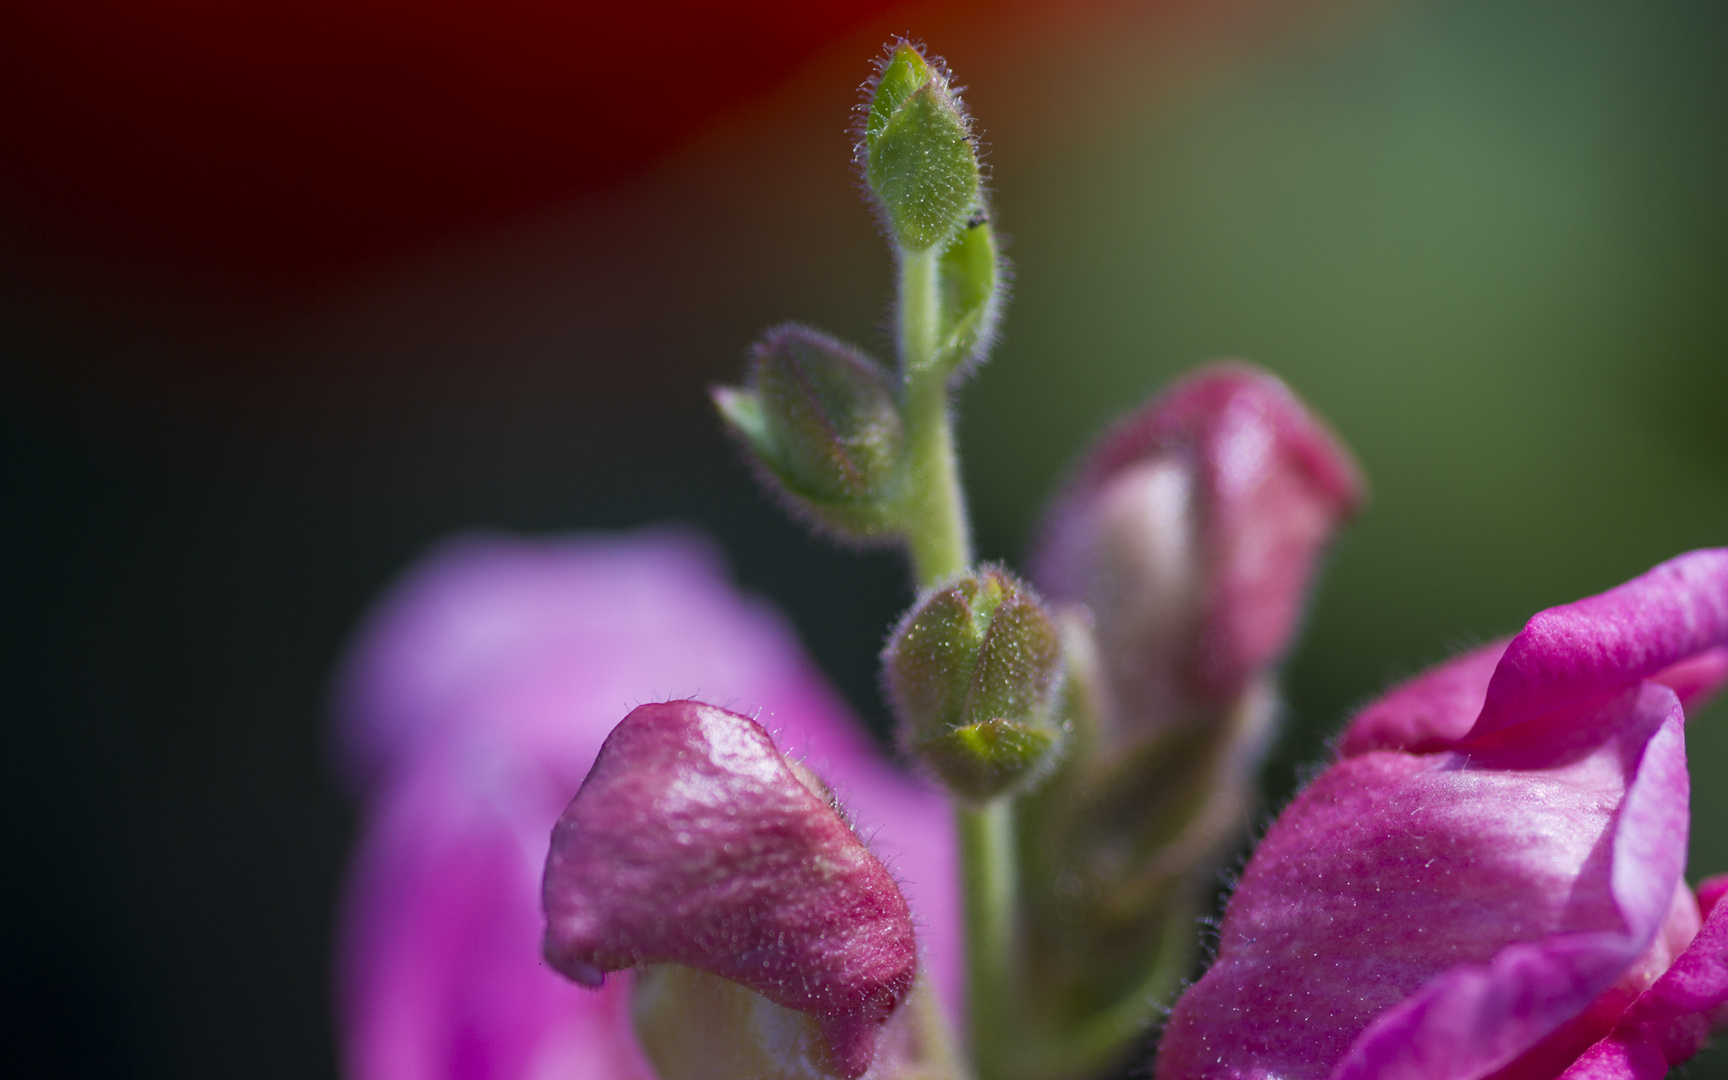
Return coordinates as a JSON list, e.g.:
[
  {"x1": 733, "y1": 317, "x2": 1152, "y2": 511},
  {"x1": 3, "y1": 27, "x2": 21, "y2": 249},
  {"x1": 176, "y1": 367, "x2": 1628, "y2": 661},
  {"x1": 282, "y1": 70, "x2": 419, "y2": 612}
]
[
  {"x1": 1032, "y1": 362, "x2": 1364, "y2": 737},
  {"x1": 541, "y1": 701, "x2": 917, "y2": 1080},
  {"x1": 1013, "y1": 364, "x2": 1363, "y2": 1067}
]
